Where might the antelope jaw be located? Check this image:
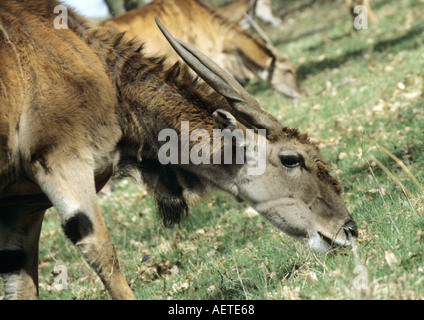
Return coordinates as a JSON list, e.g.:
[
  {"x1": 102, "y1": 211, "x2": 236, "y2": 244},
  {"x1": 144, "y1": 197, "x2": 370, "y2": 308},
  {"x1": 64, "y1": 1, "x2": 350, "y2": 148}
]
[{"x1": 308, "y1": 231, "x2": 353, "y2": 254}]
